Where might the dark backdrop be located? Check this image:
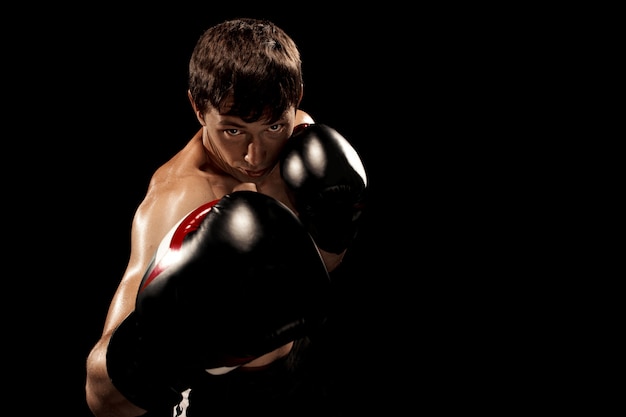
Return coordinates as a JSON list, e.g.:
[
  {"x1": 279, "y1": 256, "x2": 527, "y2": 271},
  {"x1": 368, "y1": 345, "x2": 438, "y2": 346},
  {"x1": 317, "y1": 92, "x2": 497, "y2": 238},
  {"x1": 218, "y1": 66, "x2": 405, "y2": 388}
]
[
  {"x1": 6, "y1": 6, "x2": 517, "y2": 416},
  {"x1": 31, "y1": 10, "x2": 408, "y2": 417}
]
